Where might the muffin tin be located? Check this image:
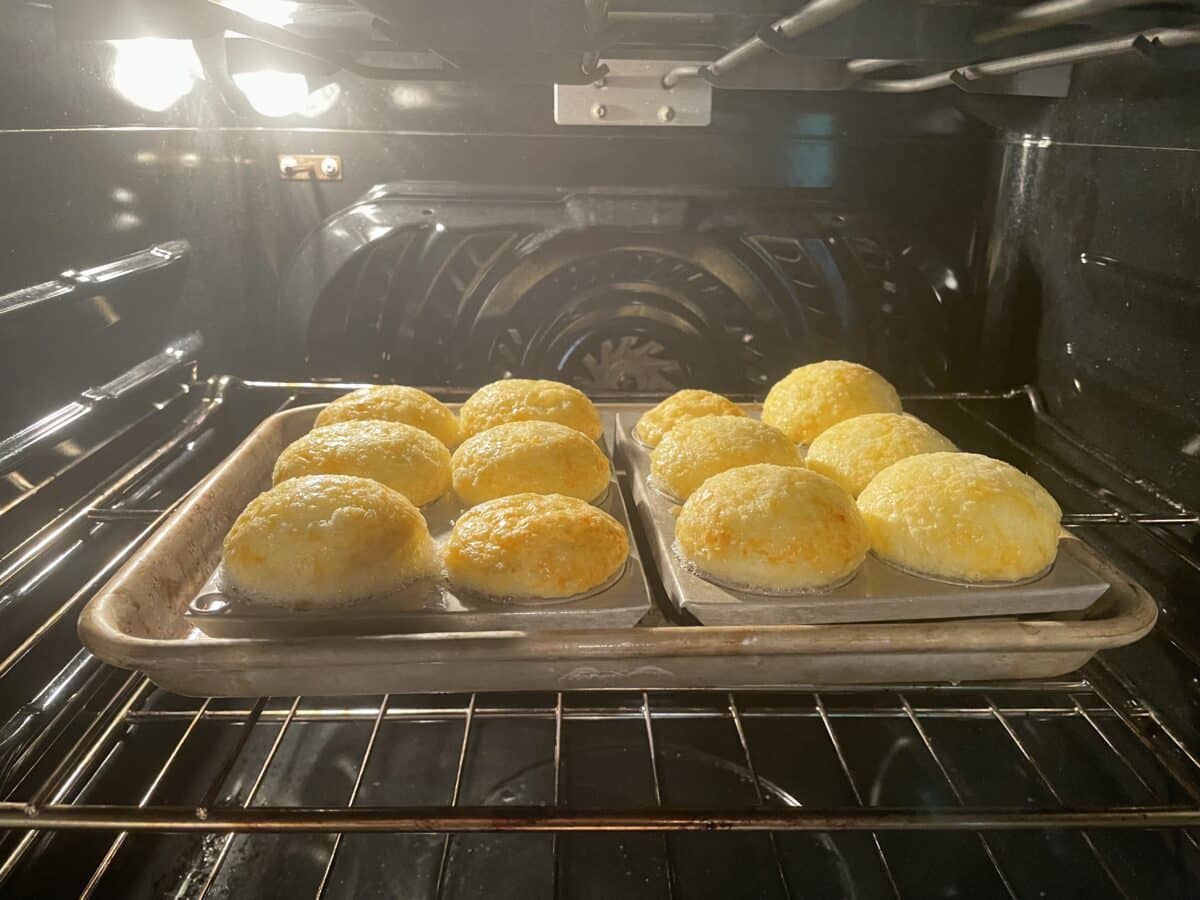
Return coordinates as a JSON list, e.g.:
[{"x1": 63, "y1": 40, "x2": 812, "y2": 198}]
[
  {"x1": 616, "y1": 414, "x2": 1109, "y2": 626},
  {"x1": 184, "y1": 420, "x2": 651, "y2": 638},
  {"x1": 186, "y1": 489, "x2": 648, "y2": 638}
]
